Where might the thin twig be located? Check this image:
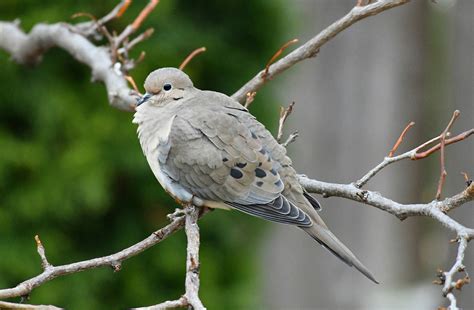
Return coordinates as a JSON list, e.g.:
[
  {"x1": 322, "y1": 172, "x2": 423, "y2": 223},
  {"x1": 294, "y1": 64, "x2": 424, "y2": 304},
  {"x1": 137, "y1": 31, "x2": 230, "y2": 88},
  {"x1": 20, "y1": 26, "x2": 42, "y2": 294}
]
[
  {"x1": 277, "y1": 102, "x2": 295, "y2": 142},
  {"x1": 244, "y1": 92, "x2": 257, "y2": 108},
  {"x1": 436, "y1": 110, "x2": 460, "y2": 200},
  {"x1": 388, "y1": 121, "x2": 415, "y2": 157},
  {"x1": 125, "y1": 75, "x2": 141, "y2": 94},
  {"x1": 116, "y1": 0, "x2": 132, "y2": 18},
  {"x1": 99, "y1": 0, "x2": 132, "y2": 25},
  {"x1": 413, "y1": 129, "x2": 474, "y2": 159},
  {"x1": 461, "y1": 171, "x2": 472, "y2": 187},
  {"x1": 71, "y1": 12, "x2": 97, "y2": 22},
  {"x1": 74, "y1": 0, "x2": 132, "y2": 37},
  {"x1": 262, "y1": 38, "x2": 299, "y2": 81},
  {"x1": 34, "y1": 235, "x2": 51, "y2": 271},
  {"x1": 115, "y1": 0, "x2": 160, "y2": 46},
  {"x1": 118, "y1": 28, "x2": 154, "y2": 55},
  {"x1": 354, "y1": 111, "x2": 473, "y2": 189},
  {"x1": 179, "y1": 47, "x2": 207, "y2": 71},
  {"x1": 132, "y1": 0, "x2": 160, "y2": 31},
  {"x1": 282, "y1": 131, "x2": 299, "y2": 148}
]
